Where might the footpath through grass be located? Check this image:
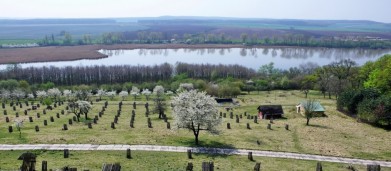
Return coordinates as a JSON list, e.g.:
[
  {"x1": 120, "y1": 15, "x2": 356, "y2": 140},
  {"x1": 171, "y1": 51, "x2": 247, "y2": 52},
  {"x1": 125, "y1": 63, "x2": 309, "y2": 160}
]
[{"x1": 1, "y1": 150, "x2": 387, "y2": 171}]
